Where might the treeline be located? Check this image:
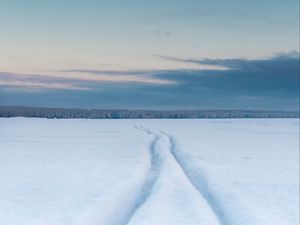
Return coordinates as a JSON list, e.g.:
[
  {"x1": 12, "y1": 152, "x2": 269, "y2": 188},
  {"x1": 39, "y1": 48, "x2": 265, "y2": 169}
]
[{"x1": 0, "y1": 106, "x2": 298, "y2": 119}]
